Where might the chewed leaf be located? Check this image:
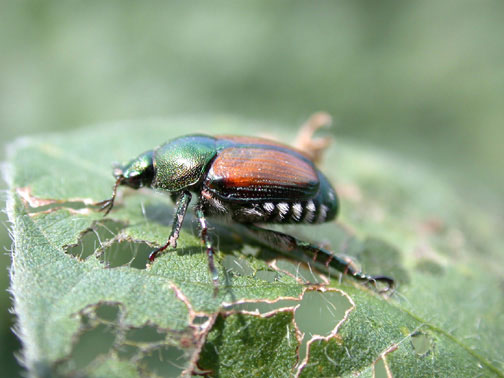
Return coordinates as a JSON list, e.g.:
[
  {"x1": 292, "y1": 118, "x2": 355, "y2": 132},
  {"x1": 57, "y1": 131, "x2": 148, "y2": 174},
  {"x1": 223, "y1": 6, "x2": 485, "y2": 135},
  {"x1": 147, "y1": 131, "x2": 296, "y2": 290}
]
[{"x1": 4, "y1": 117, "x2": 504, "y2": 377}]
